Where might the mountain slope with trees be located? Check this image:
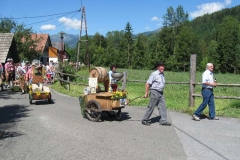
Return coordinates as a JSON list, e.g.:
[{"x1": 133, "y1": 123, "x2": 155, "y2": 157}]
[
  {"x1": 1, "y1": 5, "x2": 240, "y2": 74},
  {"x1": 68, "y1": 5, "x2": 240, "y2": 73}
]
